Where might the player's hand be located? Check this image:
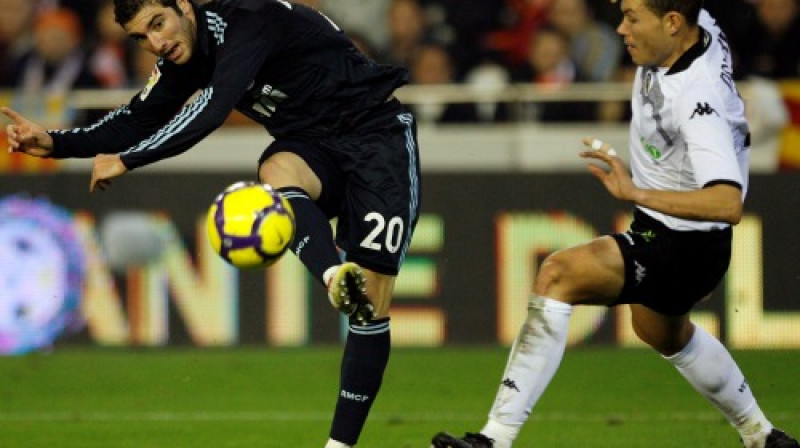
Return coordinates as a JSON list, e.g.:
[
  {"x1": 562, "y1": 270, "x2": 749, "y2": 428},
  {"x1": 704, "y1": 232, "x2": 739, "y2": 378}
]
[
  {"x1": 1, "y1": 107, "x2": 54, "y2": 157},
  {"x1": 90, "y1": 154, "x2": 128, "y2": 192},
  {"x1": 580, "y1": 137, "x2": 635, "y2": 201}
]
